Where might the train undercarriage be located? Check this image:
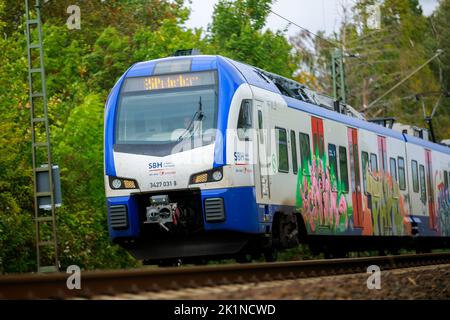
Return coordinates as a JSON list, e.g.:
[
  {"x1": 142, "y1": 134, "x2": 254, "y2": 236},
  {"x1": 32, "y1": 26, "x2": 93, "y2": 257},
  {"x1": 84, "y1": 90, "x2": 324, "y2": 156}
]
[{"x1": 114, "y1": 197, "x2": 450, "y2": 265}]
